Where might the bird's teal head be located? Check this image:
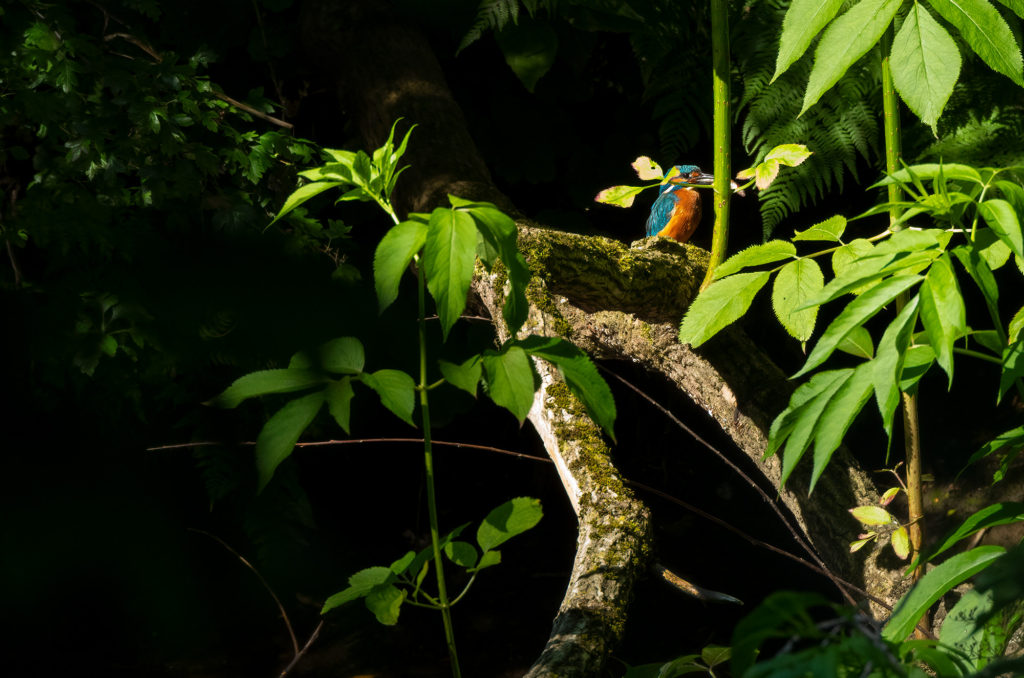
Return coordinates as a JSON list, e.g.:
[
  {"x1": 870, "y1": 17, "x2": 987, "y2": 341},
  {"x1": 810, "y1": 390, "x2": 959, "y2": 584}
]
[{"x1": 666, "y1": 165, "x2": 714, "y2": 188}]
